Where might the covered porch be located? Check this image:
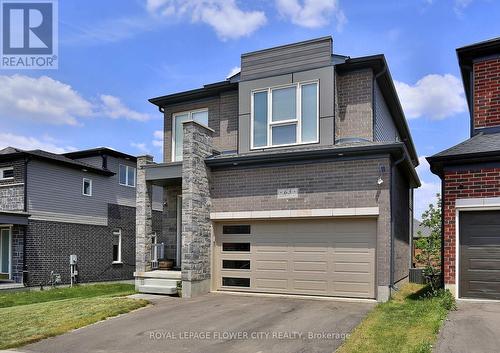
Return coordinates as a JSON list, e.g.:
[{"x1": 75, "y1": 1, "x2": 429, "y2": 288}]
[
  {"x1": 134, "y1": 121, "x2": 214, "y2": 297},
  {"x1": 0, "y1": 211, "x2": 28, "y2": 289}
]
